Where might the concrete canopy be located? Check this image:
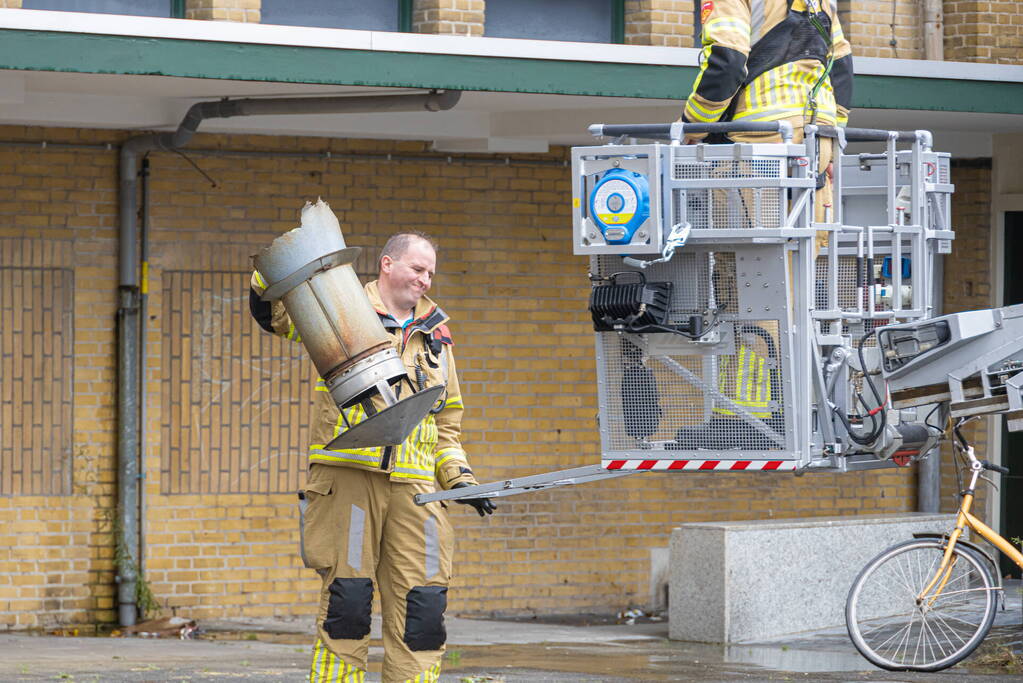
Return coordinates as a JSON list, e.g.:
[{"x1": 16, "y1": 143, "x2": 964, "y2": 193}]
[{"x1": 0, "y1": 8, "x2": 1022, "y2": 156}]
